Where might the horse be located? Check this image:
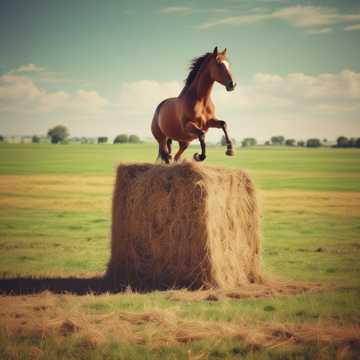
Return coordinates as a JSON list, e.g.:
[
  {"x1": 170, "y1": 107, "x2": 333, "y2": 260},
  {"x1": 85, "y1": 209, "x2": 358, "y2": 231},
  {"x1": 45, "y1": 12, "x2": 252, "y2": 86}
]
[{"x1": 151, "y1": 46, "x2": 236, "y2": 164}]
